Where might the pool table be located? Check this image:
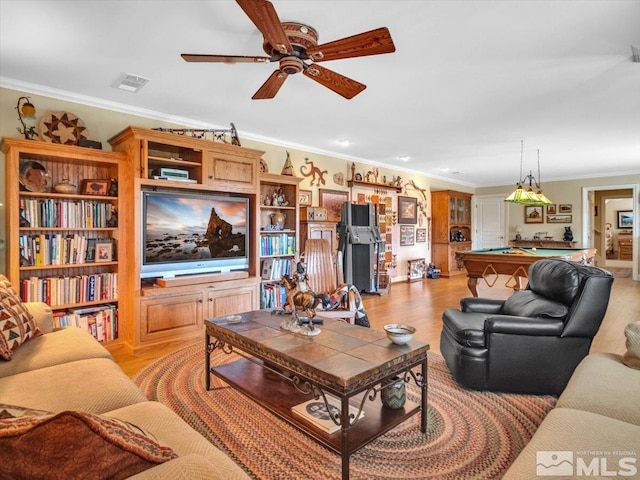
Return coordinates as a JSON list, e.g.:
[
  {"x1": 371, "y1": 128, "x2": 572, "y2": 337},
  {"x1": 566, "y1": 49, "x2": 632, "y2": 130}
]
[{"x1": 455, "y1": 247, "x2": 597, "y2": 297}]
